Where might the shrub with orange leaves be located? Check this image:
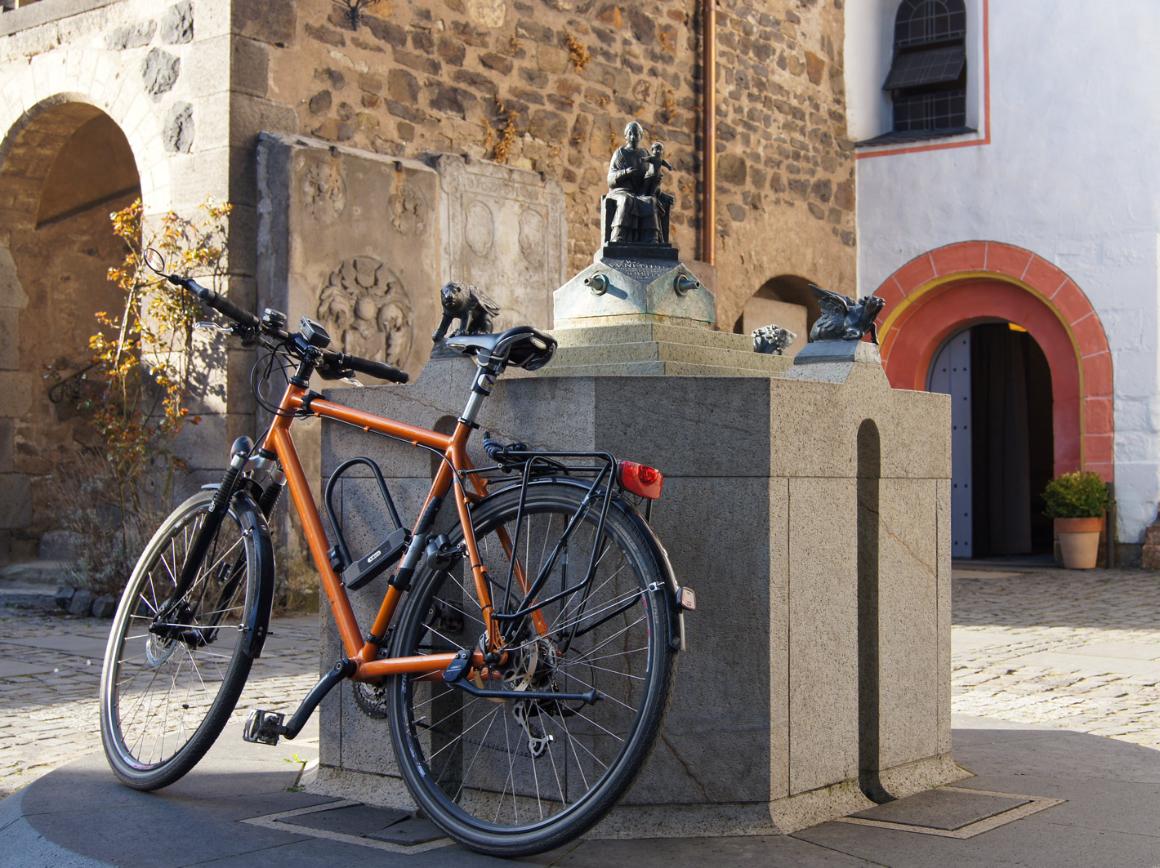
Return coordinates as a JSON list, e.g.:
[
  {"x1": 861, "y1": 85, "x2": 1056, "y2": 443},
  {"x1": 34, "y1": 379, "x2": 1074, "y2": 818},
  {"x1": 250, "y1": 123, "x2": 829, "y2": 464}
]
[{"x1": 55, "y1": 197, "x2": 232, "y2": 594}]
